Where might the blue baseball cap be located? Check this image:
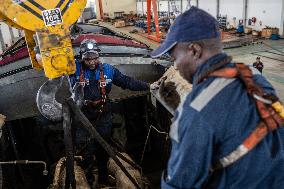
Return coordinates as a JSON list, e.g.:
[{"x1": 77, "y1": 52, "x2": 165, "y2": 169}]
[{"x1": 151, "y1": 6, "x2": 220, "y2": 58}]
